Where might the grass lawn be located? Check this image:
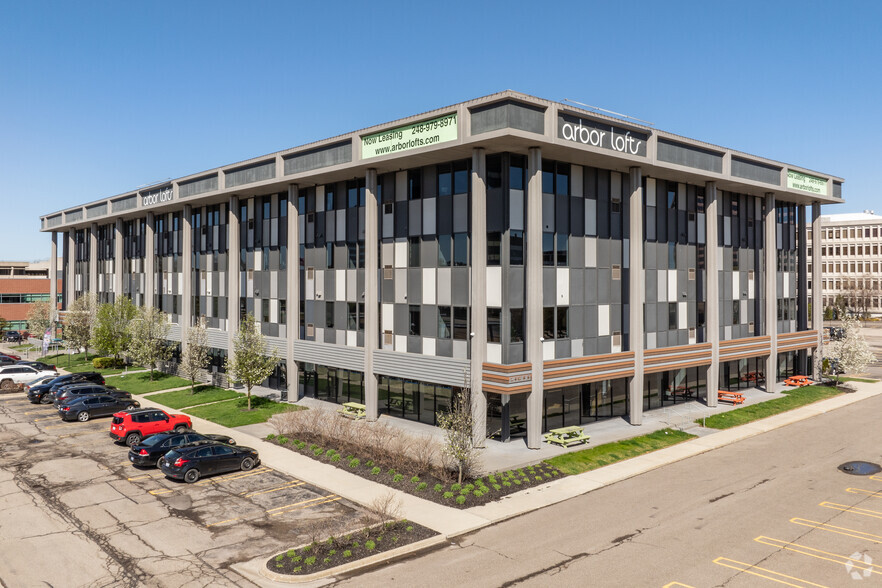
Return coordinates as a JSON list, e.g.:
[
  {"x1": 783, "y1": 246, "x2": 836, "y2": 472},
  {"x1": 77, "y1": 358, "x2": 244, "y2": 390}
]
[
  {"x1": 838, "y1": 376, "x2": 878, "y2": 383},
  {"x1": 184, "y1": 395, "x2": 302, "y2": 428},
  {"x1": 105, "y1": 372, "x2": 193, "y2": 394},
  {"x1": 147, "y1": 385, "x2": 243, "y2": 409},
  {"x1": 545, "y1": 428, "x2": 696, "y2": 475},
  {"x1": 699, "y1": 384, "x2": 842, "y2": 430}
]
